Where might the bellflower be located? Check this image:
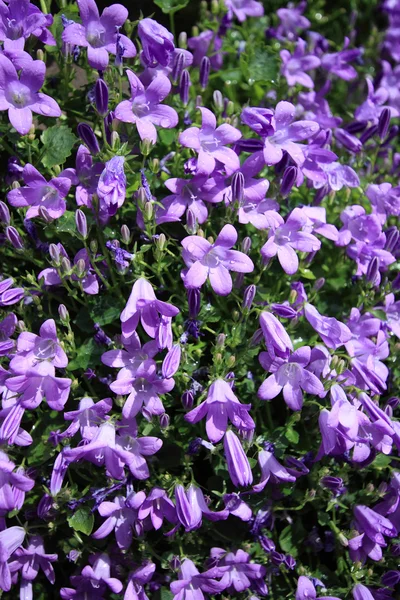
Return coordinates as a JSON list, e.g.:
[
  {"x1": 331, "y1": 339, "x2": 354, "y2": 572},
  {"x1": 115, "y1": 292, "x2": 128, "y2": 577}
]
[
  {"x1": 258, "y1": 346, "x2": 325, "y2": 411},
  {"x1": 280, "y1": 38, "x2": 321, "y2": 88},
  {"x1": 259, "y1": 312, "x2": 293, "y2": 360},
  {"x1": 97, "y1": 156, "x2": 126, "y2": 224},
  {"x1": 261, "y1": 208, "x2": 321, "y2": 275},
  {"x1": 170, "y1": 558, "x2": 226, "y2": 600},
  {"x1": 120, "y1": 278, "x2": 179, "y2": 339},
  {"x1": 9, "y1": 535, "x2": 58, "y2": 599},
  {"x1": 321, "y1": 39, "x2": 362, "y2": 80},
  {"x1": 355, "y1": 79, "x2": 396, "y2": 124},
  {"x1": 353, "y1": 584, "x2": 374, "y2": 600},
  {"x1": 61, "y1": 145, "x2": 104, "y2": 208},
  {"x1": 274, "y1": 3, "x2": 310, "y2": 41},
  {"x1": 296, "y1": 576, "x2": 341, "y2": 600},
  {"x1": 156, "y1": 175, "x2": 212, "y2": 225},
  {"x1": 0, "y1": 0, "x2": 56, "y2": 47},
  {"x1": 224, "y1": 430, "x2": 253, "y2": 487},
  {"x1": 185, "y1": 379, "x2": 254, "y2": 442},
  {"x1": 125, "y1": 562, "x2": 156, "y2": 600},
  {"x1": 62, "y1": 0, "x2": 136, "y2": 70},
  {"x1": 92, "y1": 492, "x2": 146, "y2": 549},
  {"x1": 138, "y1": 18, "x2": 175, "y2": 67},
  {"x1": 175, "y1": 484, "x2": 228, "y2": 531},
  {"x1": 304, "y1": 303, "x2": 352, "y2": 349},
  {"x1": 9, "y1": 319, "x2": 67, "y2": 374},
  {"x1": 366, "y1": 183, "x2": 400, "y2": 223},
  {"x1": 0, "y1": 451, "x2": 34, "y2": 515},
  {"x1": 0, "y1": 314, "x2": 17, "y2": 356},
  {"x1": 0, "y1": 55, "x2": 61, "y2": 135},
  {"x1": 61, "y1": 397, "x2": 112, "y2": 441},
  {"x1": 253, "y1": 449, "x2": 296, "y2": 492},
  {"x1": 7, "y1": 164, "x2": 71, "y2": 220},
  {"x1": 179, "y1": 107, "x2": 242, "y2": 175},
  {"x1": 350, "y1": 505, "x2": 397, "y2": 562},
  {"x1": 210, "y1": 548, "x2": 266, "y2": 593},
  {"x1": 137, "y1": 487, "x2": 178, "y2": 530},
  {"x1": 115, "y1": 71, "x2": 178, "y2": 144},
  {"x1": 61, "y1": 553, "x2": 123, "y2": 598},
  {"x1": 38, "y1": 246, "x2": 100, "y2": 295},
  {"x1": 0, "y1": 526, "x2": 26, "y2": 592},
  {"x1": 6, "y1": 362, "x2": 72, "y2": 412},
  {"x1": 0, "y1": 280, "x2": 24, "y2": 308},
  {"x1": 224, "y1": 0, "x2": 264, "y2": 22},
  {"x1": 188, "y1": 30, "x2": 223, "y2": 71},
  {"x1": 181, "y1": 224, "x2": 254, "y2": 296}
]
